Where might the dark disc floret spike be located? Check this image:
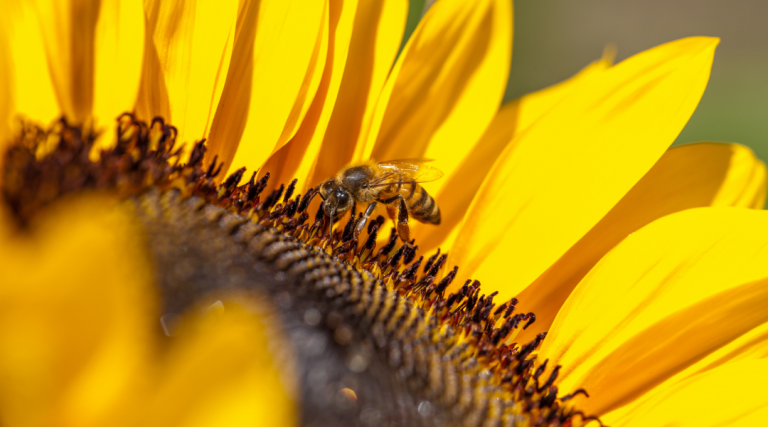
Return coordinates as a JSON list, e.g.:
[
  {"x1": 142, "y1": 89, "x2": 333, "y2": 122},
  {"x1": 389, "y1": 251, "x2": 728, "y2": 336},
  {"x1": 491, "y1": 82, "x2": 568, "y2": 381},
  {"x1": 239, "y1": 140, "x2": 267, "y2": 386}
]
[
  {"x1": 297, "y1": 187, "x2": 317, "y2": 213},
  {"x1": 283, "y1": 178, "x2": 298, "y2": 203}
]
